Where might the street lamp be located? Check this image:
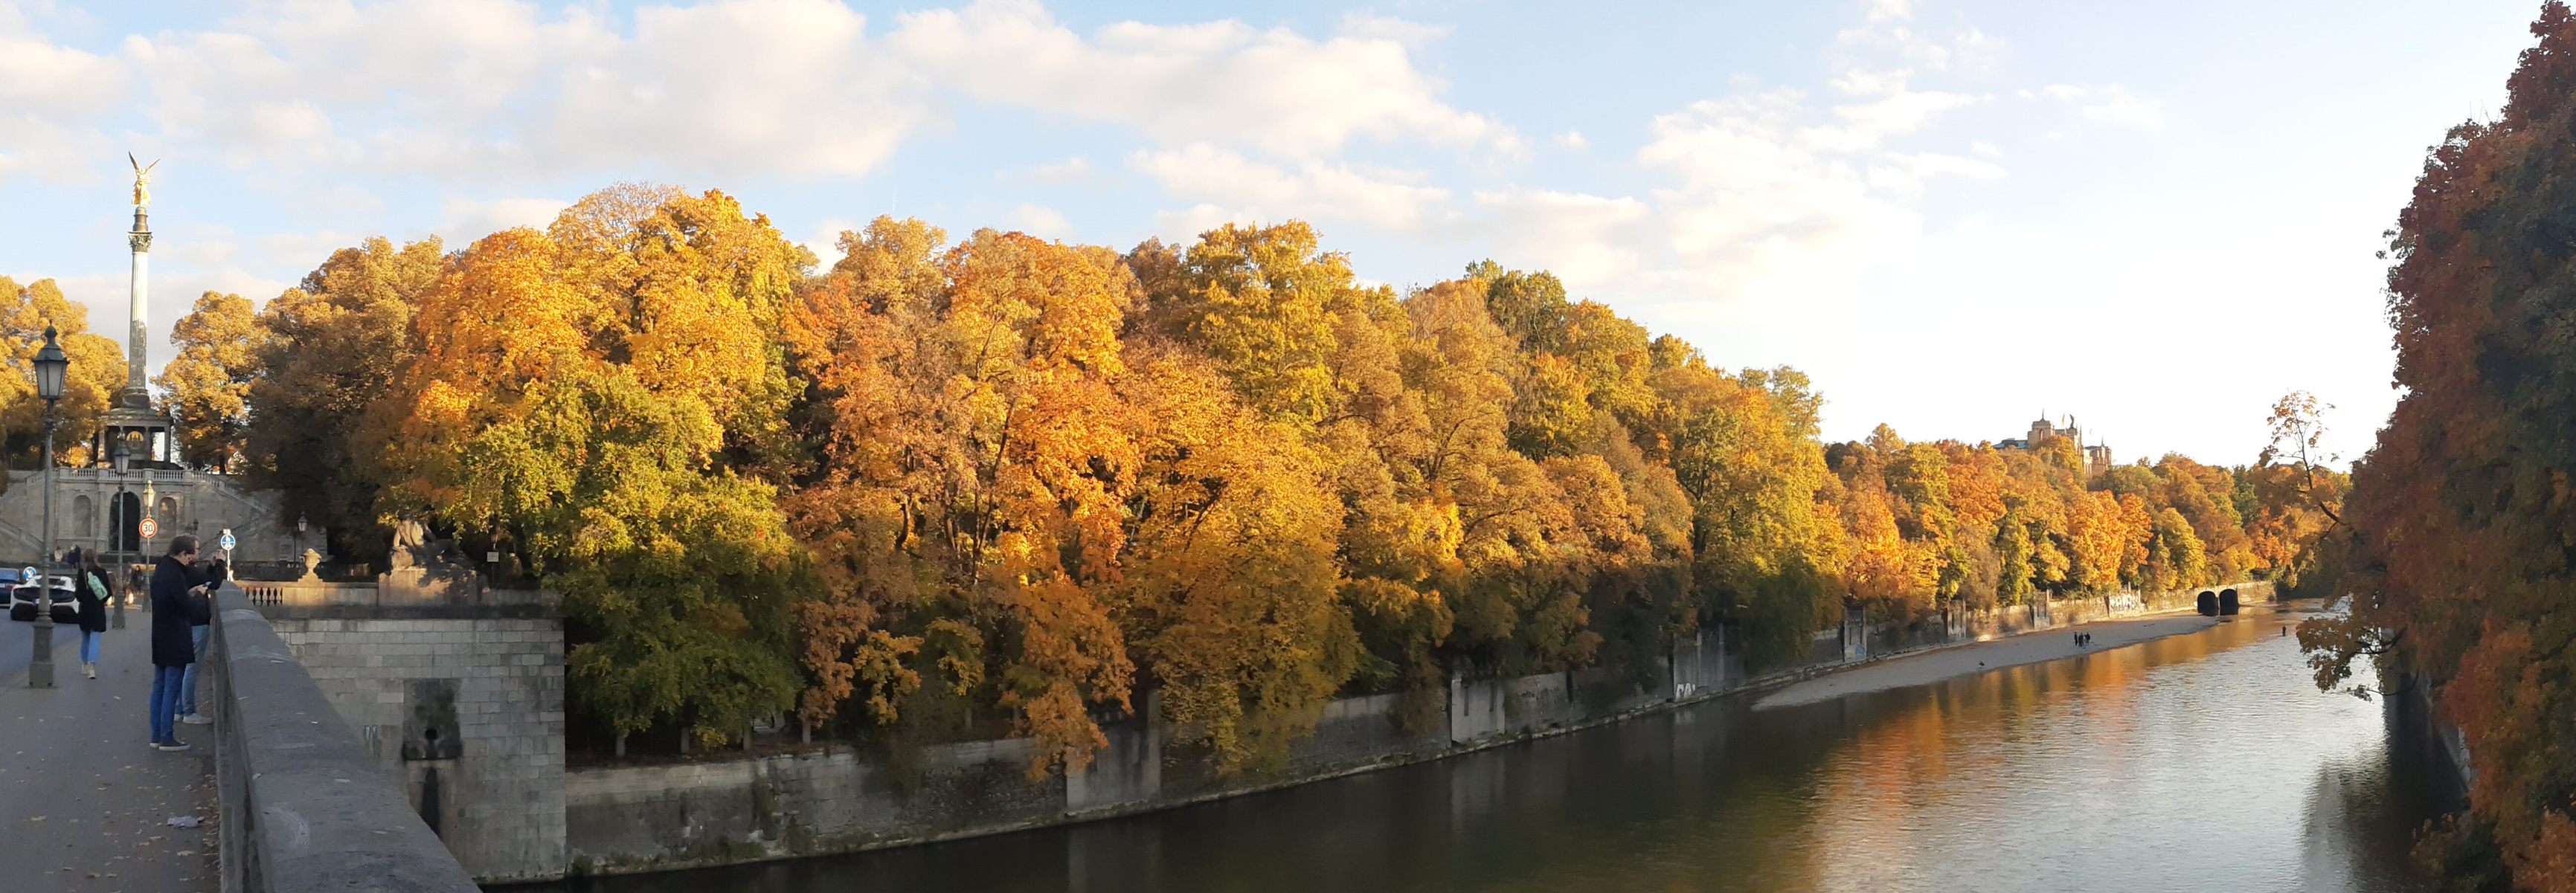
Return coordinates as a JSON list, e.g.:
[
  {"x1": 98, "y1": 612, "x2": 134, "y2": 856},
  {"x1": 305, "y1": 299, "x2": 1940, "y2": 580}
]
[
  {"x1": 27, "y1": 326, "x2": 68, "y2": 689},
  {"x1": 109, "y1": 443, "x2": 129, "y2": 630}
]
